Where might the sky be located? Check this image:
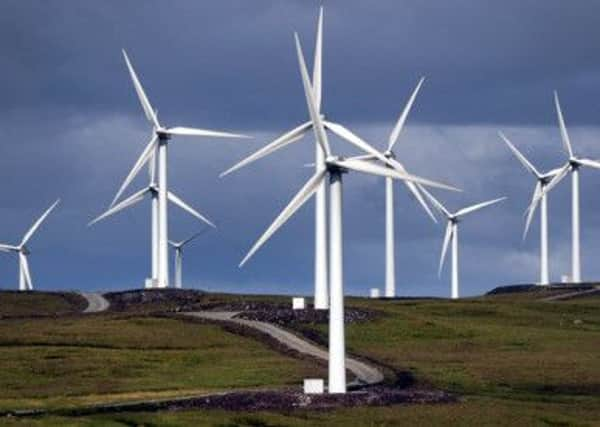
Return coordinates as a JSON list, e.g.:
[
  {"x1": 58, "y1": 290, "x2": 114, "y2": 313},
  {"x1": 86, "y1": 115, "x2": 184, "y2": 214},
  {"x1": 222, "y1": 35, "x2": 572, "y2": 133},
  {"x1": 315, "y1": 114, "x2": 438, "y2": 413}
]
[{"x1": 2, "y1": 0, "x2": 600, "y2": 297}]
